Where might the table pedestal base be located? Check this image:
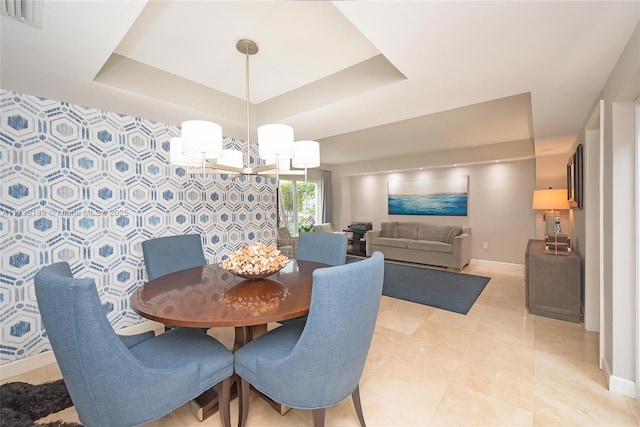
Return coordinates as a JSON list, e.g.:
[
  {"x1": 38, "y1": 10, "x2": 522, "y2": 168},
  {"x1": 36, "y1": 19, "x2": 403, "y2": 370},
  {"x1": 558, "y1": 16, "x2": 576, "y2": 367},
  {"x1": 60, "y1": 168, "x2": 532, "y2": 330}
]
[{"x1": 190, "y1": 387, "x2": 219, "y2": 421}]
